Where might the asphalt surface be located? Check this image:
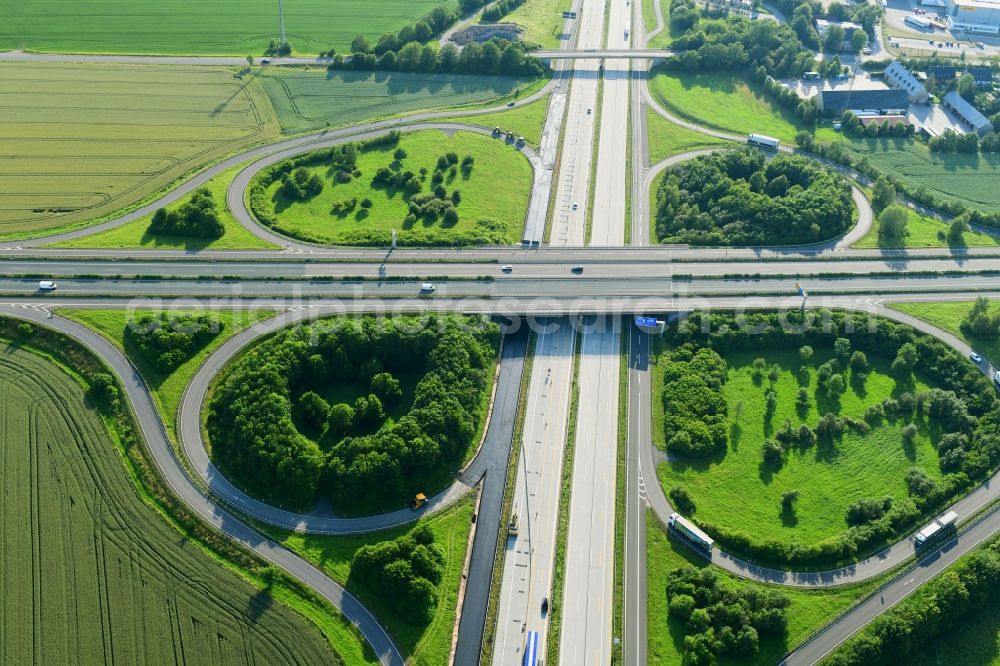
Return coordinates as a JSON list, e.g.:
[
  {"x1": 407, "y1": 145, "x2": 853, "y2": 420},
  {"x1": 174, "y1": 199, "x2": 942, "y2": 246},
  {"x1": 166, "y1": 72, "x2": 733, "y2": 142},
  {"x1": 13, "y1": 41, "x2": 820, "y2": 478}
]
[{"x1": 0, "y1": 305, "x2": 405, "y2": 666}]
